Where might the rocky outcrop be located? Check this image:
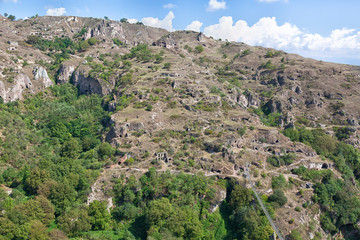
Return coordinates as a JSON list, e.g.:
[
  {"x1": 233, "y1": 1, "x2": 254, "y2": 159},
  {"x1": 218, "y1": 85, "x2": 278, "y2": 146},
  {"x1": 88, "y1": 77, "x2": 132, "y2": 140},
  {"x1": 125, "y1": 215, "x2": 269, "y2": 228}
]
[
  {"x1": 0, "y1": 67, "x2": 54, "y2": 103},
  {"x1": 209, "y1": 188, "x2": 227, "y2": 213},
  {"x1": 0, "y1": 81, "x2": 5, "y2": 101},
  {"x1": 72, "y1": 69, "x2": 111, "y2": 95},
  {"x1": 57, "y1": 64, "x2": 75, "y2": 84},
  {"x1": 4, "y1": 73, "x2": 32, "y2": 102},
  {"x1": 153, "y1": 34, "x2": 177, "y2": 49},
  {"x1": 106, "y1": 121, "x2": 145, "y2": 143},
  {"x1": 264, "y1": 99, "x2": 282, "y2": 113},
  {"x1": 33, "y1": 66, "x2": 53, "y2": 88}
]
